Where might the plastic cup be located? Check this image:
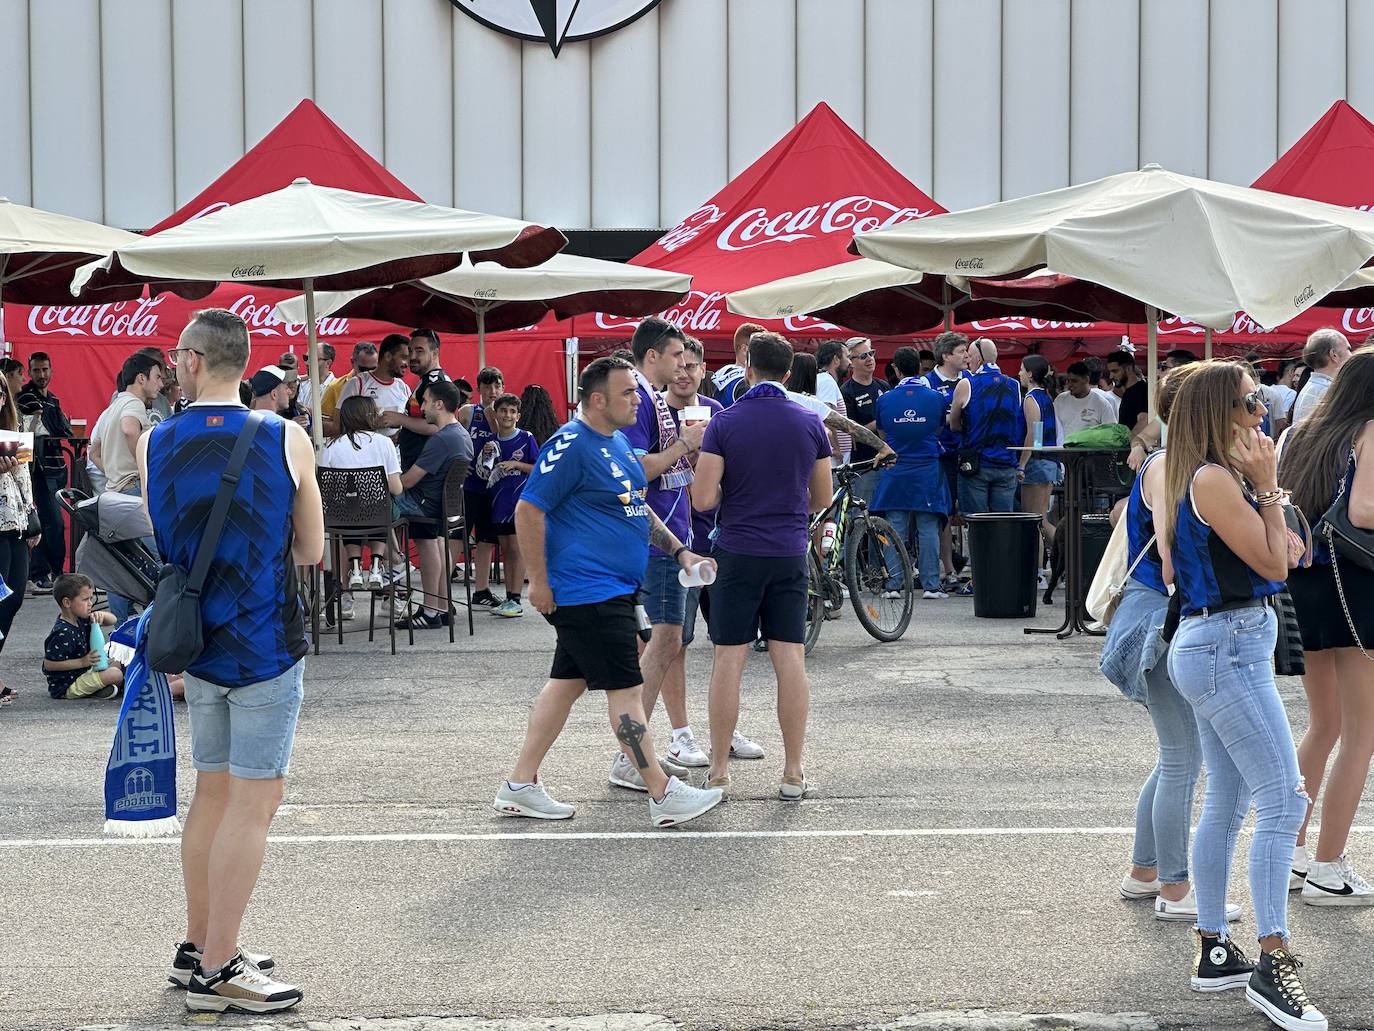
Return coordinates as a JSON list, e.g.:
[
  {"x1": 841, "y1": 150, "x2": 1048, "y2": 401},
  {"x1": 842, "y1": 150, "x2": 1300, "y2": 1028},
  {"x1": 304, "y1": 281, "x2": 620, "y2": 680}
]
[
  {"x1": 677, "y1": 560, "x2": 717, "y2": 588},
  {"x1": 682, "y1": 405, "x2": 712, "y2": 423}
]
